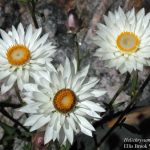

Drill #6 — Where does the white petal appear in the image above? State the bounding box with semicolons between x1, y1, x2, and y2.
24;115;42;126
12;26;19;43
66;116;77;132
77;108;100;118
1;74;17;94
32;92;49;103
23;84;40;92
29;28;42;49
78;79;99;95
49;113;58;127
63;57;71;82
76;115;95;131
91;90;107;97
79;124;92;137
63;120;74;144
30;115;50;131
22;69;29;83
25;24;32;46
17;78;23;91
72;57;77;74
44;124;54;144
81;101;105;112
30;33;49;51
0;70;11;80
0;29;13;46
72;65;90;89
78;93;93;101
17;23;25;44
18;102;41;113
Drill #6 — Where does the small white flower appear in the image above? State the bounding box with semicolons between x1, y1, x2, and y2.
0;23;56;94
94;7;150;73
19;58;106;145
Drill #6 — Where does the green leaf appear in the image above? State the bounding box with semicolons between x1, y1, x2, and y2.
130;71;138;97
0;122;15;135
23;143;32;150
60;142;71;150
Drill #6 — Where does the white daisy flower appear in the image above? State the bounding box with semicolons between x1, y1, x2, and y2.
0;23;56;94
94;7;150;73
19;58;106;145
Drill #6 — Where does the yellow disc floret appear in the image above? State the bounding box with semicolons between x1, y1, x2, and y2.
7;44;30;65
116;32;140;54
53;89;76;113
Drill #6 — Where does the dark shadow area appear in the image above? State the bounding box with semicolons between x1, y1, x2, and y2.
107;133;121;150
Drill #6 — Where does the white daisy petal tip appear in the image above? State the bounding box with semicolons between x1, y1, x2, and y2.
94;7;150;73
92;90;107;97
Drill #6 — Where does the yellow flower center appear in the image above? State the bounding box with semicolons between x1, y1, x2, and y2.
53;89;76;113
116;32;140;54
7;44;30;65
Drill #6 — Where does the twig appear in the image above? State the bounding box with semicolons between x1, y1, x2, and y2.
0;102;21;108
0;108;29;132
139;74;150;93
97;73;150;147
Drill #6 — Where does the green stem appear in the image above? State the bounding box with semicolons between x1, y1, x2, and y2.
98;73;150;147
130;71;138;98
74;34;80;71
15;85;23;104
109;72;130;106
27;0;39;28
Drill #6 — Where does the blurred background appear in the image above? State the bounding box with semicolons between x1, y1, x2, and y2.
0;0;150;149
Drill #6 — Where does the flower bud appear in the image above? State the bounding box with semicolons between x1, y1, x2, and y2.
66;10;78;33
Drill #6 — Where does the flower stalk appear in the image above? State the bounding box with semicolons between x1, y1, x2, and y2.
15;84;23;104
74;34;80;71
130;70;138;98
27;0;39;28
98;73;150;147
109;72;130;107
